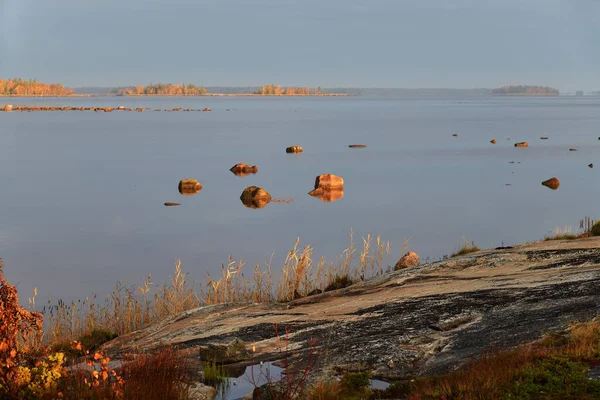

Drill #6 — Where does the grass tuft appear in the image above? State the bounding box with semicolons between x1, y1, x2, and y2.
451;239;480;257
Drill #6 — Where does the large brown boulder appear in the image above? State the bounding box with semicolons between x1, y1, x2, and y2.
514;142;528;147
240;186;271;209
394;251;420;270
314;174;344;190
286;146;303;153
178;179;203;196
541;177;560;190
308;188;344;202
230;163;258;176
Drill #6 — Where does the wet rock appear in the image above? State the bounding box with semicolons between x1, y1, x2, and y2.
178;179;203;196
198;338;249;364
240;186;271;209
541;177;560;190
490;139;497;144
286;146;303;153
349;144;367;148
230;163;258;176
313;174;344;190
394;251;420;270
514;142;528;147
308;188;344;202
164;202;181;207
589;163;594;169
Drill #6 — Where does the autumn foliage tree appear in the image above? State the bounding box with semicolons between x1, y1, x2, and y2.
118;83;207;96
0;78;74;96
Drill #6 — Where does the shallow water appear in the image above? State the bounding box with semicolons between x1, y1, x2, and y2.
1;95;599;301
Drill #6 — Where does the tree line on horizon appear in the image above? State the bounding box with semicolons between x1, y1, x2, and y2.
0;78;74;96
254;84;324;95
116;83;208;96
491;85;559;95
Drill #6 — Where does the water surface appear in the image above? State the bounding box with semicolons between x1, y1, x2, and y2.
1;95;599;301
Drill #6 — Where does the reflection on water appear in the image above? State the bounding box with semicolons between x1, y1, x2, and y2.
216;362;284;400
308;188;344;202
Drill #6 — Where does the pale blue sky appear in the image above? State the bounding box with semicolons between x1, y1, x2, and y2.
1;0;599;90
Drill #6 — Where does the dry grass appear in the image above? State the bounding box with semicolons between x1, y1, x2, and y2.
42;232;394;344
545;226;578;241
451;239;480;258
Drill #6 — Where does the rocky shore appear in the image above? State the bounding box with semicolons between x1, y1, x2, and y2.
102;238;600;382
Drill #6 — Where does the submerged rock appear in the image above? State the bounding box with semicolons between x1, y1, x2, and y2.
230;163;258;176
349;144;367;148
178;179;202;196
394;251;420;270
164;202;181;207
286;146;303;154
540;137;549;140
542;177;560;190
240;186;271;209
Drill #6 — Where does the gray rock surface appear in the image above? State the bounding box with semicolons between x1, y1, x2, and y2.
103;238;600;380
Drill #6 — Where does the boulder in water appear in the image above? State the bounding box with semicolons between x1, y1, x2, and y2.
178;179;202;196
240;186;271;209
541;177;560;190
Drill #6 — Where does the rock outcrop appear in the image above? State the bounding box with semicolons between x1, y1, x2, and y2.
240;186;271;209
178;179;203;196
541;177;560;190
102;239;600;381
394;251;420;270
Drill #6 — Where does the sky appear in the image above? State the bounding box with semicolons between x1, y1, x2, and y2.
0;0;599;91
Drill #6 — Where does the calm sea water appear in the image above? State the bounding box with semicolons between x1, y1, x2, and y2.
1;95;599;301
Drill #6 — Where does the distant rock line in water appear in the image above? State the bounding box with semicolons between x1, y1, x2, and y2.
0;105;212;112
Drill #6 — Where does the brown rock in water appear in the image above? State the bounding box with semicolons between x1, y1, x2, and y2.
136;108;144;112
314;174;344;190
349;144;367;148
308;188;344;202
452;133;458;137
490;139;497;144
178;179;202;196
589;163;594;169
286;146;303;153
569;148;577;152
230;163;258;176
514;142;528;147
541;177;560;190
202;108;212;112
117;106;125;110
394;251;420;270
164;202;181;207
3;105;12;112
240;186;271;209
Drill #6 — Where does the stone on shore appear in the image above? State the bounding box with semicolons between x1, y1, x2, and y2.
394;251;420;270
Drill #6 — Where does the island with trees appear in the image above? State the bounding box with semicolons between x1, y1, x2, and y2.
491;85;559;96
0;78;74;96
253;84;330;96
116;83;208;96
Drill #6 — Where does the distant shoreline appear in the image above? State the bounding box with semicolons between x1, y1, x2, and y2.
0;93;349;98
492;93;559;97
